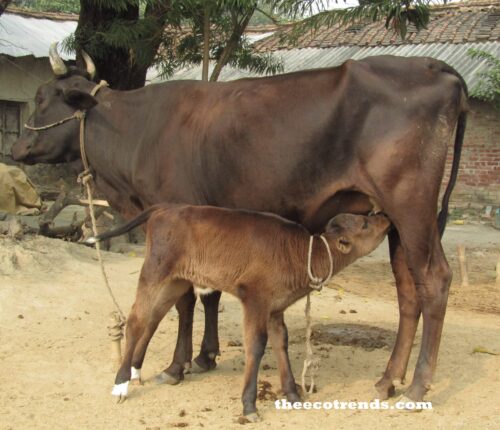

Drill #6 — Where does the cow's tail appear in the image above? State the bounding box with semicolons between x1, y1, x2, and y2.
437;105;467;238
85;204;164;245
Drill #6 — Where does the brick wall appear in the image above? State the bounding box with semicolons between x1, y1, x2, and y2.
444;99;500;207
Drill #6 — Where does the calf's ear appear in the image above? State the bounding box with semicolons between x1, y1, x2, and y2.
336;237;352;254
63;89;98;110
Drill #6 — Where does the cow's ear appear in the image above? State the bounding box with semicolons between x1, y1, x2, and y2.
336;237;352;254
63;89;98;110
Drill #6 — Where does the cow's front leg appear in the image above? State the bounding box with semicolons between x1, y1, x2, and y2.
157;288;196;385
192;291;221;372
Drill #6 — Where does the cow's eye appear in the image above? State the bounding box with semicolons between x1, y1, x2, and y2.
362;220;368;230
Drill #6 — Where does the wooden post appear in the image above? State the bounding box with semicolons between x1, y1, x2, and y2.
496;254;500;286
457;244;469;287
108;312;124;369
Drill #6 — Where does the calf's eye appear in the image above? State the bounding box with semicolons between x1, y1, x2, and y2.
362;220;368;230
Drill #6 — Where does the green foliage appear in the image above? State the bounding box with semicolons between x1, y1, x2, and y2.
468;49;500;109
11;0;80;13
157;0;284;81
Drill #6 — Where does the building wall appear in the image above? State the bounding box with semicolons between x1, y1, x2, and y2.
0;55;77;190
0;55;54;118
444;100;500;207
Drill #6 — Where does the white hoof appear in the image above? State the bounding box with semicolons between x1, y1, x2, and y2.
112;381;129;403
130;367;142;385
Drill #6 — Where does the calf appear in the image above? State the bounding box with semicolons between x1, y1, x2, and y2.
89;204;390;420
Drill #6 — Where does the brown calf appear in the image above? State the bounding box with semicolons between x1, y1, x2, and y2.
89;204;390;420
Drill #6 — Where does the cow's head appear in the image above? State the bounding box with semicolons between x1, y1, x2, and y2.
11;43;99;164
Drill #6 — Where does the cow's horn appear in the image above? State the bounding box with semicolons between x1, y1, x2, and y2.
48;42;68;76
81;50;96;80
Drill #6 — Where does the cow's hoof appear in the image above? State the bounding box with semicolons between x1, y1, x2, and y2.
112;381;129;403
130;378;143;386
191;355;217;373
395;395;424;412
155;371;181;385
238;413;261;424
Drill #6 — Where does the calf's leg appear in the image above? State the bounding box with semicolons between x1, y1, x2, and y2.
268;312;300;402
241;302;268;421
375;229;421;399
113;277;190;401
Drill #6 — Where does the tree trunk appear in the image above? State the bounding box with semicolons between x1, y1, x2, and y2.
0;0;12;17
75;0;170;90
209;10;253;82
202;4;210;82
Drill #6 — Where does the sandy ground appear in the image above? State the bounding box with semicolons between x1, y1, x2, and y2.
0;223;499;430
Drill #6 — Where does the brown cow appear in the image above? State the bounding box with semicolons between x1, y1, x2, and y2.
11;45;468;402
88;205;391;420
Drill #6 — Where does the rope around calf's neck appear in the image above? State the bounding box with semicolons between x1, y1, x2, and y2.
307;235;333;290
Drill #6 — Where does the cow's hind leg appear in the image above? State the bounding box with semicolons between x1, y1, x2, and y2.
268;312;300;402
391;216;452;402
157;288;196;385
192;291;222;372
375;229;421;399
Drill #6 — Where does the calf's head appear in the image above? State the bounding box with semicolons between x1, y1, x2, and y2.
11;43;98;164
325;213;391;265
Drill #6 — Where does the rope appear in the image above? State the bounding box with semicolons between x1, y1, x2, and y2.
76;80;126;324
25;79;126;326
301;293;320;395
24;111;84;131
301;234;333;394
307;234;333;290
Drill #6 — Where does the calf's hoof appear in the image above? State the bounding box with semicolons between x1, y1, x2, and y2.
112;381;129;403
374;378;396;400
238;412;261;424
130;378;143;386
155;371;182;385
286;391;302;403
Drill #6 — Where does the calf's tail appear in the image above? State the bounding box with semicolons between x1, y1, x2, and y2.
85;204;165;244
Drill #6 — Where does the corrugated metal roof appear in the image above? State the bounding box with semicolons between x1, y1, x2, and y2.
254;1;500;51
0;11;76;59
152;42;499;90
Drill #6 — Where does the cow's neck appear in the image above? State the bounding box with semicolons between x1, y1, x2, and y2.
82;88;150;206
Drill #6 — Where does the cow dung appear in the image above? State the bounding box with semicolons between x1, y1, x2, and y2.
311;323;396;351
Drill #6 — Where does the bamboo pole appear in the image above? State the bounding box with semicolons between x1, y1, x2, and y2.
457;244;469;287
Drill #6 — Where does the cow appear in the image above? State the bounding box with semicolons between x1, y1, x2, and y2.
11;43;468;403
87;204;392;420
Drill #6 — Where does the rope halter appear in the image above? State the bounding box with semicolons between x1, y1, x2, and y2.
24;80;108;132
307;234;334;291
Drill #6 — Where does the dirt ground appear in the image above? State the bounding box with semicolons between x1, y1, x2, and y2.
0;222;499;430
